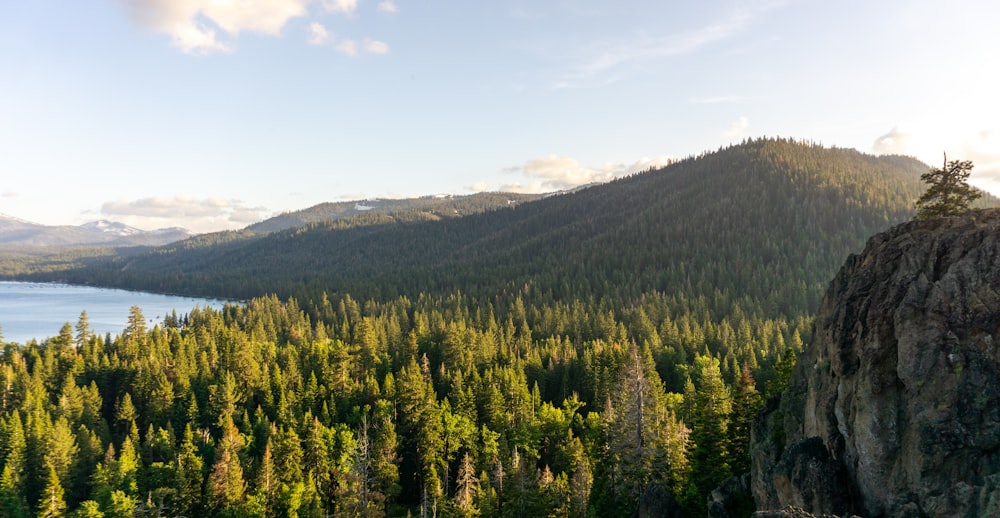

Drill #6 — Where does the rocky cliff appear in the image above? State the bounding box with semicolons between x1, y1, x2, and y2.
751;209;1000;517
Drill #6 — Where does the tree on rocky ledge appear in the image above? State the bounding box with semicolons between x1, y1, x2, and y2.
915;154;981;219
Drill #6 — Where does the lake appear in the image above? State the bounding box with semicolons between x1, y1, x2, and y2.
0;281;229;344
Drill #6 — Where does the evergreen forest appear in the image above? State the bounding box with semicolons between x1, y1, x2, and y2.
0;138;979;517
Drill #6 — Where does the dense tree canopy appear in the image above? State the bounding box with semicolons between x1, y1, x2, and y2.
0;289;802;516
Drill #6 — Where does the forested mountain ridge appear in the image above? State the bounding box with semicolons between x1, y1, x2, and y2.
247;192;544;233
9;138;933;321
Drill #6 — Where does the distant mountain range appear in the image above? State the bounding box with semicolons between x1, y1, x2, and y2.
0;192;545;249
0;215;192;247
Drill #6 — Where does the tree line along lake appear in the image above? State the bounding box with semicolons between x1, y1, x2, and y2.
0;281;228;344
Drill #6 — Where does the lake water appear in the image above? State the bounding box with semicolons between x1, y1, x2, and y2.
0;281;229;344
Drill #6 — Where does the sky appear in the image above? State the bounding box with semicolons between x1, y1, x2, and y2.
1;0;998;233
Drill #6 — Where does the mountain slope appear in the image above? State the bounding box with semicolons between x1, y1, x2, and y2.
12;138;947;322
0;215;191;247
248;192;543;233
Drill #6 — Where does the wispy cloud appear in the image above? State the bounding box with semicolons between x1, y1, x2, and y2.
331;38;389;56
872;126;913;155
467;181;491;192
722;116;750;139
101;195;268;233
1;190;17;199
364;39;390;54
553;1;783;88
308;22;330;45
322;0;358;15
335;39;359;56
376;1;398;14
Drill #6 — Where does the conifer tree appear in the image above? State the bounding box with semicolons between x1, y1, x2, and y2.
915;154;981;219
207;415;246;513
452;452;479;517
688;355;733;510
0;412;29;517
604;342;689;511
729;364;762;475
175;424;204;517
253;438;276;517
37;464;67;518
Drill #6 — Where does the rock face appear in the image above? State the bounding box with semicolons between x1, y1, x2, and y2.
752;210;1000;517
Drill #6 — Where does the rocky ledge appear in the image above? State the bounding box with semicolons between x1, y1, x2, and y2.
752;209;1000;517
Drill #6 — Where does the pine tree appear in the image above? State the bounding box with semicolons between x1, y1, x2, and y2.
207;415;246;513
175;424;204;517
36;464;67;518
604;342;689;510
689;355;733;510
729;364;762;475
452;452;479;517
44;417;79;494
253;438;276;517
371;399;401;504
915;154;981;219
0;411;29;517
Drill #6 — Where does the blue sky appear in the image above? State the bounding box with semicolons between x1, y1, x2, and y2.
1;0;998;233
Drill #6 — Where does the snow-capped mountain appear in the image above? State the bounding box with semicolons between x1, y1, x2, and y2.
0;214;192;247
79;219;144;237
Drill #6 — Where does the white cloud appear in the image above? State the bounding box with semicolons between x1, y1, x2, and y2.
872;126;912;155
308;22;330;45
364;39;390;54
377;1;398;14
332;38;388;56
101;195;268;233
335;39;359;56
121;0;310;54
467;181;491;192
500;154;674;193
121;0;389;55
722;116;749;139
322;0;358;15
1;189;17;199
554;1;784;88
498;181;548;194
629;156;674;174
167;20;233;54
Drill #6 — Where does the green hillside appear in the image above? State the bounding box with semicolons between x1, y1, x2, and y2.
16;138;928;321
